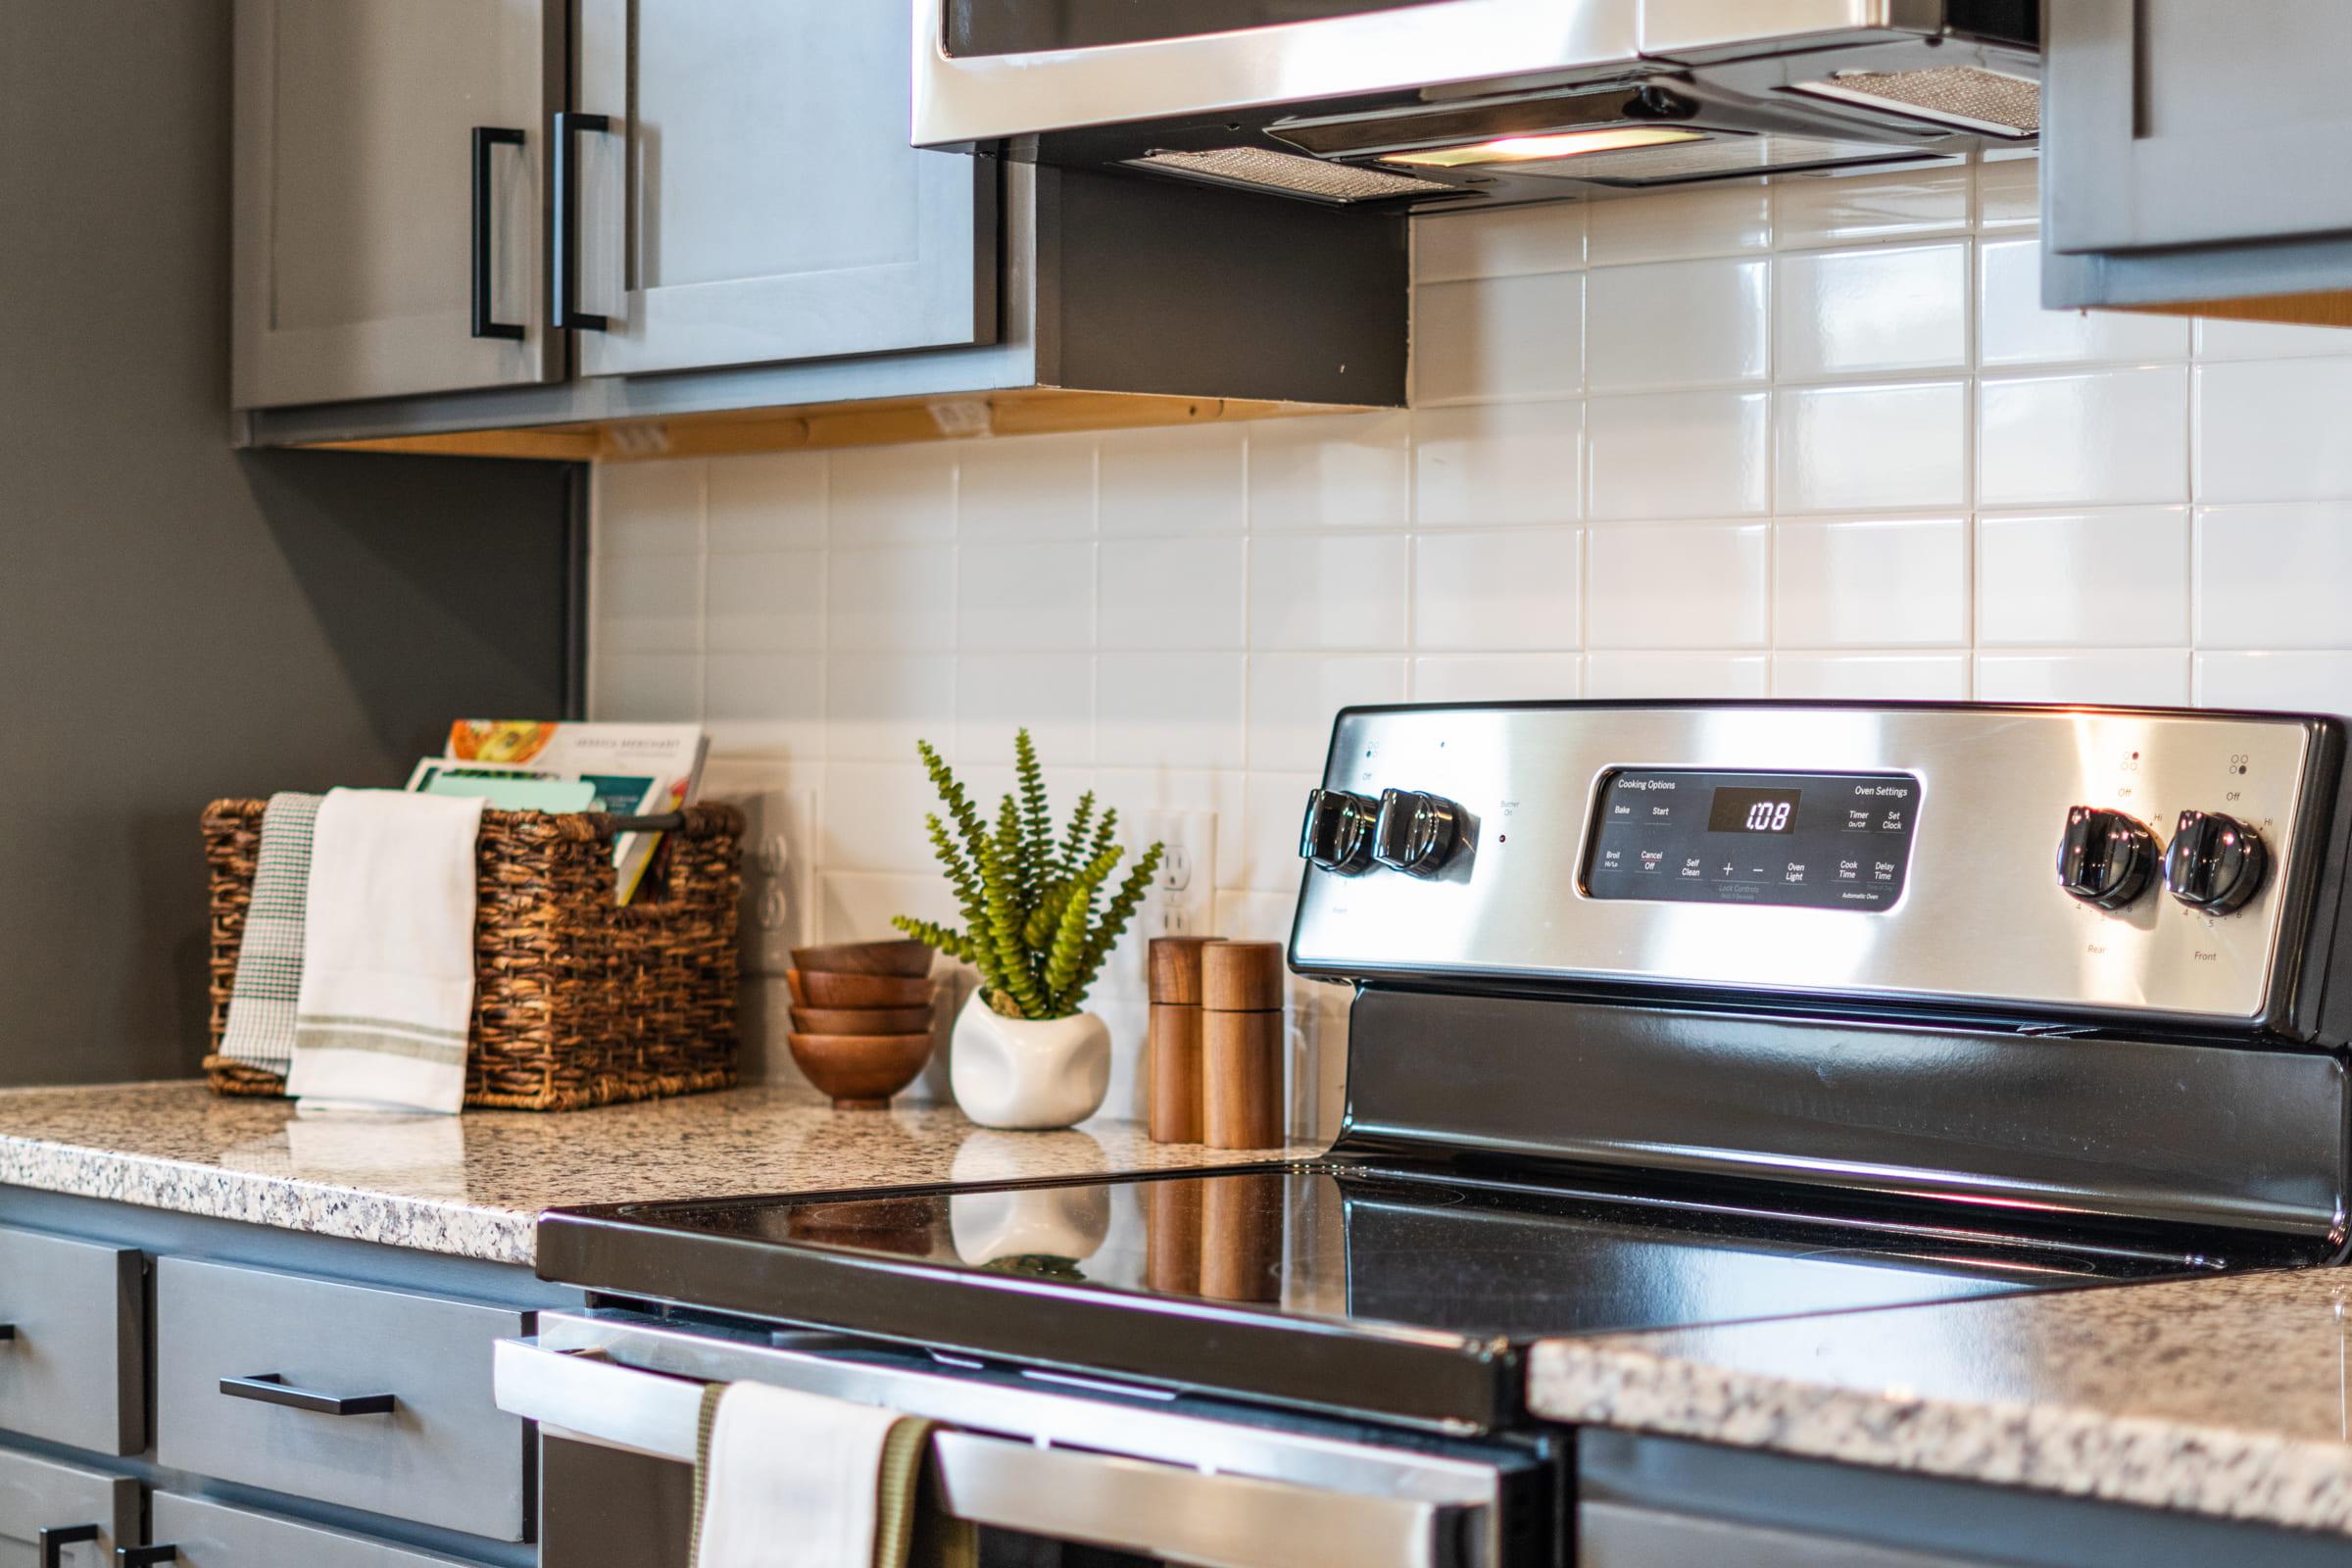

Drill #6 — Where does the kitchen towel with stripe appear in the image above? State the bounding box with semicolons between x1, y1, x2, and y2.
217;791;322;1078
285;788;484;1115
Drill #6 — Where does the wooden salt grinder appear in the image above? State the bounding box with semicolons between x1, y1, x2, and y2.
1147;937;1221;1144
1202;942;1285;1151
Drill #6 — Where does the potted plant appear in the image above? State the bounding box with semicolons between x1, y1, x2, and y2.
894;731;1163;1130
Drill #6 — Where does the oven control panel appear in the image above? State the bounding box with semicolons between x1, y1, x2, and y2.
1290;703;2341;1030
1583;769;1919;911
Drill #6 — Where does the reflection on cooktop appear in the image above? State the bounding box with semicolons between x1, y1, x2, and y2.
619;1167;2215;1345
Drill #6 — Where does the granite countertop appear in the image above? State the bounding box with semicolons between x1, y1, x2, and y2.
0;1081;1307;1266
1531;1265;2352;1539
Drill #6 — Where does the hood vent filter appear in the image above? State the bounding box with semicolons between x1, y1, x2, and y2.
1128;147;1455;204
1793;67;2039;137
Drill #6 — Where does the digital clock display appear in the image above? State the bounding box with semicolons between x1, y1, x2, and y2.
1707;785;1801;834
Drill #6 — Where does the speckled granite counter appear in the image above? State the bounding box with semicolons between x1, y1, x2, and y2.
0;1081;1307;1267
1531;1265;2352;1539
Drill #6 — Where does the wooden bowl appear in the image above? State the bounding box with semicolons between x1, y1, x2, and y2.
792;1004;935;1035
790;939;934;978
787;970;933;1008
787;1032;934;1110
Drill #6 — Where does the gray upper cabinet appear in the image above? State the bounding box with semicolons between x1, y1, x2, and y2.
568;0;994;377
2042;0;2352;320
232;0;564;408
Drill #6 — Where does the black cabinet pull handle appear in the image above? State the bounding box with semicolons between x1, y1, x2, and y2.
0;1322;16;1340
552;111;612;331
220;1373;396;1416
115;1549;175;1567
39;1524;98;1568
470;125;527;341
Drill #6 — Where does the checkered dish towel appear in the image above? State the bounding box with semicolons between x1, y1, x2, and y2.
285;789;485;1116
217;793;322;1078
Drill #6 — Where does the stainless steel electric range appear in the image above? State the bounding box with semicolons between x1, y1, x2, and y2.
499;702;2352;1568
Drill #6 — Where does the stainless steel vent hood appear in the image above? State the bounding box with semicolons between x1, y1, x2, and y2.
914;0;2038;211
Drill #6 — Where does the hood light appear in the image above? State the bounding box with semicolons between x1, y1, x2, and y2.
1380;125;1707;169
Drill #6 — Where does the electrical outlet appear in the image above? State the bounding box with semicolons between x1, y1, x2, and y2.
739;787;817;974
1141;809;1216;937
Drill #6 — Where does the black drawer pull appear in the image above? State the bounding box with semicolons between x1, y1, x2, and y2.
220;1373;396;1416
38;1524;98;1568
469;125;527;341
552;110;613;331
116;1549;175;1567
0;1322;15;1340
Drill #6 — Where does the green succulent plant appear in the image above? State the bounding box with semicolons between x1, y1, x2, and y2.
893;729;1164;1021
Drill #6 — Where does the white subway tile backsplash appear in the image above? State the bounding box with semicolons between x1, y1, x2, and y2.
1978;237;2188;368
1250;533;1410;651
828;546;955;652
956;433;1095;540
1775;243;1968;378
1099;423;1247;535
705;550;823;653
1585;651;1770;699
2196;652;2352;715
594;153;2352;1122
1979;367;2189;508
1772;653;1969;700
1410;653;1584;703
824;653;955;764
1096;653;1246;770
1977;508;2190;647
2196;503;2352;648
1586;257;1767;393
828;443;956;543
1246;655;1407;772
1776;516;1969;647
1249;412;1413;532
1586;184;1771;265
1775;382;1966;514
954;653;1094;764
1975;651;2191;706
1772;168;1971;248
1413;271;1584;404
2196;358;2352;502
1414;203;1585;281
707;453;825;551
1410;526;1582;650
1413;401;1582;527
957;541;1095;651
1585;522;1767;648
1099;537;1246;649
1588;390;1768;520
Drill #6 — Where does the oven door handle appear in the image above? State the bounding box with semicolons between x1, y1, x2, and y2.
495;1338;1481;1568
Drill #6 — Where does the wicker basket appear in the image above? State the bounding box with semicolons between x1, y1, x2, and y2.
201;798;743;1112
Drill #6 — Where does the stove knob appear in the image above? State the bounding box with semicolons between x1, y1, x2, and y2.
1298;789;1379;874
2056;807;2157;909
1372;789;1462;878
2163;810;2268;913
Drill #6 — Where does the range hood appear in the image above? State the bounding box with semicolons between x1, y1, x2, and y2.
913;0;2038;210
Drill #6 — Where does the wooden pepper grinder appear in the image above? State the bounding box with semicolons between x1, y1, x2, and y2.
1148;937;1222;1144
1202;941;1285;1150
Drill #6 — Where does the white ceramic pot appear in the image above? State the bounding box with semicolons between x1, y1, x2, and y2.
948;1184;1112;1266
950;992;1110;1130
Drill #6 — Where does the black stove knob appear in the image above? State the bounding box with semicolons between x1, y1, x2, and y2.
1299;789;1379;874
1372;789;1461;878
2163;809;2267;913
2056;807;2156;909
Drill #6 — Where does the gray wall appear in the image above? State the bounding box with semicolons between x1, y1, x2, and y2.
0;2;575;1083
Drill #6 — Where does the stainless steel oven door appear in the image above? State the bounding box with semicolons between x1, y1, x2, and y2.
500;1310;1545;1568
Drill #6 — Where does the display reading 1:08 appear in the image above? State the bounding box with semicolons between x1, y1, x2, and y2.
1708;786;1802;834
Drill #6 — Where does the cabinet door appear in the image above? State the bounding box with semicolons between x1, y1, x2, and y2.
0;1450;139;1568
570;0;994;377
232;0;564;408
2045;0;2352;254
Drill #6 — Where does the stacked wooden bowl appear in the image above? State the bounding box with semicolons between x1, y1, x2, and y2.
786;939;937;1109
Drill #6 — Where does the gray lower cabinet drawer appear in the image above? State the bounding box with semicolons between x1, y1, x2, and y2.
0;1223;143;1453
0;1448;139;1567
154;1258;528;1542
152;1493;485;1568
1579;1501;1999;1568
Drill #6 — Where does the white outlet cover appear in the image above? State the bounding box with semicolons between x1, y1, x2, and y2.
739;787;818;974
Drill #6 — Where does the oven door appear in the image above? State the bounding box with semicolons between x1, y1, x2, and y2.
911;0;1643;151
500;1310;1551;1568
